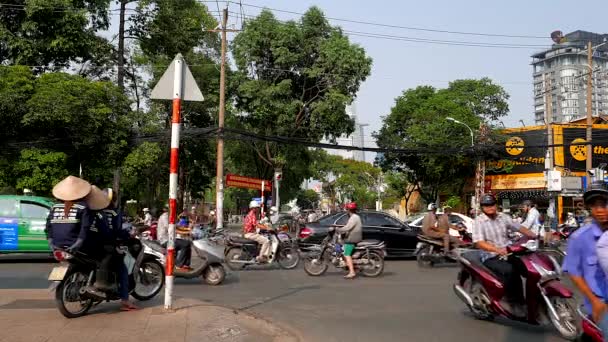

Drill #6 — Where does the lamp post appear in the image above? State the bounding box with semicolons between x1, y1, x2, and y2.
446;117;474;147
446;117;479;216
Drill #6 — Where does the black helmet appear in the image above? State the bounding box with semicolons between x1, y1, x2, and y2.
480;193;497;206
584;181;608;205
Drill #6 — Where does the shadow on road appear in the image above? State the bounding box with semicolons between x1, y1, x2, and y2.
236;284;321;311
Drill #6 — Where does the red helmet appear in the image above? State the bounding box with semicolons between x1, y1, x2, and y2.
345;202;357;211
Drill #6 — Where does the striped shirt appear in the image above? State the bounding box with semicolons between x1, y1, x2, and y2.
472;212;522;248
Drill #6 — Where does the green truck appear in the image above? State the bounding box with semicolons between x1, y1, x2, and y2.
0;195;54;253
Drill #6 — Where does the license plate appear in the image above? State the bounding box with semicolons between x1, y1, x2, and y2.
48;266;68;281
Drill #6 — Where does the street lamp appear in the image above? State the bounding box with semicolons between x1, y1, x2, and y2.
446;117;474;147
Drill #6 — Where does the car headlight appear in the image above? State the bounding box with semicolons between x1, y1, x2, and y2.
531;260;558;279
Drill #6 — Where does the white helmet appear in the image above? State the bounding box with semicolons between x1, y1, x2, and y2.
249;200;260;209
427;203;437;211
143;208;150;212
270;206;278;213
209;210;215;216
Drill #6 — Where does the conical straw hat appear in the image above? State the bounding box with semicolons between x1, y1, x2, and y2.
85;185;112;210
52;176;91;201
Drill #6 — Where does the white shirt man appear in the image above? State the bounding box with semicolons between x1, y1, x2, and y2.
157;208;169;244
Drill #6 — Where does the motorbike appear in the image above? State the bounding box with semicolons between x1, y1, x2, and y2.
141;234;227;286
302;227;386;277
452;238;581;340
415;225;472;267
48;238;165;318
225;229;300;270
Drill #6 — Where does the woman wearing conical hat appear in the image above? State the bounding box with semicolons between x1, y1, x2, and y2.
45;176;93;253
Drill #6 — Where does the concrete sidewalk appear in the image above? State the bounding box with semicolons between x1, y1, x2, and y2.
0;290;299;342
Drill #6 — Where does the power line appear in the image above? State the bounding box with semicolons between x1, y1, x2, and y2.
232;1;549;40
234;12;549;50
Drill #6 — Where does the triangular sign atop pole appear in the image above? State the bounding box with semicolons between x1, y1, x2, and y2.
151;53;204;102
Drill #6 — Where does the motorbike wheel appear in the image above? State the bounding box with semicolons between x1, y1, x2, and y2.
463;278;494;321
303;254;329;276
131;259;165;301
277;246;300;269
549;297;581;341
225;247;247;271
360;251;385;277
55;270;93;319
202;264;226;286
416;245;434;268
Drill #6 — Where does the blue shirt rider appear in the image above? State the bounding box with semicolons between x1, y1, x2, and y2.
563;181;608;335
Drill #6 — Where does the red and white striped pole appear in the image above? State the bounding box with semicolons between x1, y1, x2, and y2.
164;55;184;310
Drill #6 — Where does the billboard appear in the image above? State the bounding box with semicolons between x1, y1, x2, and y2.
486;127;546;175
559;126;608;172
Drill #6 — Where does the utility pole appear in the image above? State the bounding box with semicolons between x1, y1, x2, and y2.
586;41;594;186
117;0;127;90
215;9;229;232
544;74;554;163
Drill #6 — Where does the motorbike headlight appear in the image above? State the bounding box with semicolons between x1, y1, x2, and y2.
531;260;558;280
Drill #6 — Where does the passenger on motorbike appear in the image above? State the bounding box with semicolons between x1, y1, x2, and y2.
45;176;94;259
86;186;139;311
472;193;537;316
422;203;454;256
243;200;271;262
335;202;362;279
157;204;192;271
564;181;608;333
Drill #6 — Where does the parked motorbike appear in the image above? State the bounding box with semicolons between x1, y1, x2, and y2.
141;234;227;286
48;239;165;318
303;227;386;277
452;238;581;340
225;229;300;270
415;226;472;267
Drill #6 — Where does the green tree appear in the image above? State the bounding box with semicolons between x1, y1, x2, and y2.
230;8;372;200
0;0;112;68
375;79;509;203
295;189;320;210
14;148;69;195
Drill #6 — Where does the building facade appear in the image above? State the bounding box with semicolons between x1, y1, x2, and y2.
532;30;608;125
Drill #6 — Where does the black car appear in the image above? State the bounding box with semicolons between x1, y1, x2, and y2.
297;211;420;257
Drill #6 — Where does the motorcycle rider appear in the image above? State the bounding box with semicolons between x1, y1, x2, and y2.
335;202;362;279
143;208;153;227
45;176;93;258
521;200;541;238
566;212;579;228
243;200;270;262
422;203;453;255
86;186;139;311
436;206;466;254
472;193;537;315
563;181;608;331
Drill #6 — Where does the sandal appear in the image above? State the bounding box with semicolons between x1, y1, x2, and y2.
120;302;139;311
344;273;356;279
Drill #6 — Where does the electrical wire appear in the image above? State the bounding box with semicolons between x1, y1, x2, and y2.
231;1;549;39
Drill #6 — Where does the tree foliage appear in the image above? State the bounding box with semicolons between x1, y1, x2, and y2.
0;0;112;68
375;79;509;203
229;8;372;200
14;149;69;194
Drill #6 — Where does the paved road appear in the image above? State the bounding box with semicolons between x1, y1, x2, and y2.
0;259;570;342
